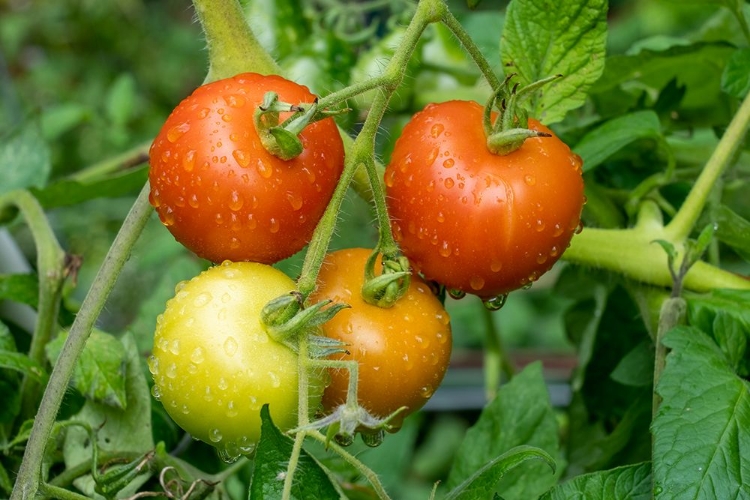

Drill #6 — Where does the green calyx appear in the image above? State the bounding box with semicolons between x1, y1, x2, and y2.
484;73;562;155
361;250;411;308
261;291;349;353
254;91;348;161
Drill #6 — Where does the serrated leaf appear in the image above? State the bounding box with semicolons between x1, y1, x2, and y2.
445;445;555;500
0;124;51;195
0;273;38;308
63;333;153;497
500;0;608;124
706;204;750;261
574;111;662;173
46;329;128;409
713;311;747;374
652;326;750;498
446;363;562;500
30;166;148;210
539;462;652;499
610;340;654;387
687;289;750;338
250;405;339;500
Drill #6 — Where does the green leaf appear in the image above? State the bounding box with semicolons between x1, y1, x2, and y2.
705;204;750;261
500;0;608;124
30;166;149;210
610;340;654;387
46;329;128;409
0;273;38;308
250;405;339;500
444;446;556;500
40;103;89;141
539;462;652;500
593;42;735;109
0;350;47;383
652;326;750;498
722;47;750;98
105;73;137;127
0;123;51;195
0;460;11;496
445;363;562;500
574;111;662;173
713;311;747;374
63;333;154;497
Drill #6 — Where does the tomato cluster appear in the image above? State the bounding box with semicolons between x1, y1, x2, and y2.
148;71;582;456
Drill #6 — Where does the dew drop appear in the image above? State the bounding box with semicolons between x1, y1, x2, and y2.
198;107;210;119
491;259;503;272
228;190;244;211
169;339;180;355
430;123;444;138
224;336;238;357
147;355;159;375
550;245;560;257
439;241;452;257
269;371;281;388
524;174;536;186
149;188;161;208
483;294;509;311
226;400;239;418
225;94;246;108
535;220;546;232
442;158;454;169
249;395;260;410
151;385;162;400
287;192;303;211
159;207;175;227
182;149;196;172
536;253;548;264
384;168;396;187
221;114;233;122
448;289;466;299
209;428;223;443
444;178;455;189
436;312;451;326
575;221;584;234
470;276;485;291
269;218;280;233
166;362;177;379
193;292;212;307
426;147;440;165
167;122;190;143
232;149;251;168
203;386;214;401
420;385;434;398
553;223;564;237
257;161;273;178
218;377;229;391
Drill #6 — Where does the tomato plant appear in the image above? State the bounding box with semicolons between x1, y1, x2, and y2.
148;72;345;264
385;100;585;300
149;260;321;462
309;248;452;430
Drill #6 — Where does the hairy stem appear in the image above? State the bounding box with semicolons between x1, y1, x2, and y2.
10;184;153;500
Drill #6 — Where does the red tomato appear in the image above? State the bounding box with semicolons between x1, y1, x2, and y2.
385;100;584;299
309;248;452;430
149;73;345;264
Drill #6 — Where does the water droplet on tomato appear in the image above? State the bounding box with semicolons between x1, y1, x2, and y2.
269;218;280;233
553;223;563;237
227;190;243;211
181;150;196;172
536;220;546;232
209;428;223;443
147;356;159;375
148;188;161;208
232;149;251;168
224;337;238;357
249;395;259;410
430;123;444;137
167;122;190;143
444;178;455;189
524;174;536;186
439;241;452;257
218;377;229;391
575;221;584;234
470;276;485;290
159;207;175;227
420;385;434;398
442;158;454;169
448;289;466;299
226;400;238;418
490;259;503;272
247;213;257;230
151;385;161;400
169;339;180;355
550;245;560;257
257;161;273;178
222;114;233;122
193;292;212;308
269;371;281;388
536;253;548;264
225;94;246;108
190;347;205;364
426;146;440;165
483;294;508;311
287;192;303;211
198;107;210;119
203;386;214;401
166;362;177;379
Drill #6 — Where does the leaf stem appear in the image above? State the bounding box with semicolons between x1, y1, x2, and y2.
439;9;501;90
664;88;750;242
481;304;514;401
192;0;280;82
10;184;153;500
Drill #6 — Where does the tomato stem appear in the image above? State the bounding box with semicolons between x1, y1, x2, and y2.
192;0;280;82
439;8;501;91
9;184;153;500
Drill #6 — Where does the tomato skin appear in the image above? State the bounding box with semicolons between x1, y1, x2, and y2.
385;100;585;298
149;261;321;460
149;73;345;264
309;248;452;429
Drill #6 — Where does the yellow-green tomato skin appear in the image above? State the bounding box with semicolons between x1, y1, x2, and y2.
149;261;307;461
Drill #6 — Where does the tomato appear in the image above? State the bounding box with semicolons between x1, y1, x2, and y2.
148;73;345;264
309;248;452;430
148;261;322;461
384;100;585;299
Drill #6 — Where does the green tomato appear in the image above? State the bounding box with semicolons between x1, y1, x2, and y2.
148;261;320;462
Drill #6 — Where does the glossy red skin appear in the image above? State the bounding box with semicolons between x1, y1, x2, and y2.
309;248;452;429
149;73;345;264
385;100;584;298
